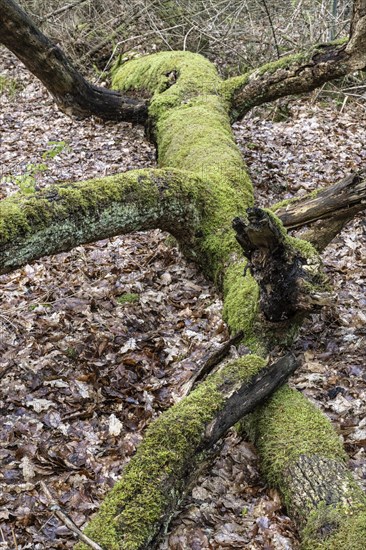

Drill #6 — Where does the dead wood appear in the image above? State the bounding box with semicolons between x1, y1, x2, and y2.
275;170;366;251
0;0;147;122
233;208;330;322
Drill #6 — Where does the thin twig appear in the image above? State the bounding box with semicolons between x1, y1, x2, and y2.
11;526;18;550
180;330;244;397
261;0;280;59
42;0;88;21
40;481;103;550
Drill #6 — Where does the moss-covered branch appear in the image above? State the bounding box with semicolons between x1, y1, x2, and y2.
76;354;299;550
0;168;209;275
243;386;366;549
221;42;349;119
222;5;366;120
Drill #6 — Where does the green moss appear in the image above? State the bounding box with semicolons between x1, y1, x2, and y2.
248;385;346;489
252;39;346;80
302;503;366;549
314;36;348;49
116;293;140;304
289;235;321;261
256;52;309;76
262;208;321;262
112;51;222;103
76;355;266;549
112;52;255;280
223;262;259;341
220;51;310;104
219;72;250;103
0;75;21;97
0;169;201;244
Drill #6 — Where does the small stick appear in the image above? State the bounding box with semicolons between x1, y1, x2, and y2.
42;0;88;21
11;526;18;550
39;481;103;550
181;330;244;397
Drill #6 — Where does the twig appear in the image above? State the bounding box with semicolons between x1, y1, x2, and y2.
11;526;18;550
42;0;88;21
39;481;103;550
181;330;244;397
261;0;281;59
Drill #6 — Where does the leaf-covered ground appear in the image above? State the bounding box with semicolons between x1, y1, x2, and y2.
0;48;365;549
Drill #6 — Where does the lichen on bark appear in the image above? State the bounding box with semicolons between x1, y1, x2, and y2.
1;43;364;550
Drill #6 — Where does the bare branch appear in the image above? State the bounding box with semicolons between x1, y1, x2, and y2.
40;481;103;550
224;0;366;119
0;0;147;122
275;171;366;251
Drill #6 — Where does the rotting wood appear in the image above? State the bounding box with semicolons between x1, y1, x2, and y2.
1;2;366;549
233;208;330;322
275;170;366;250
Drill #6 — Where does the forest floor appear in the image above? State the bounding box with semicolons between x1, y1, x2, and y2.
0;47;365;549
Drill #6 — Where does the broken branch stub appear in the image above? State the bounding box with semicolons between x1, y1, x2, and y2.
233;208;330;322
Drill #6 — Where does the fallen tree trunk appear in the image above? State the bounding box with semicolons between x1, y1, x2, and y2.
74;50;366;548
243;386;366;550
75;354;299;550
1;2;366;548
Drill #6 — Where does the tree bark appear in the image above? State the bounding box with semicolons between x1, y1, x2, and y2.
0;0;147;122
274;170;366;251
1;3;366;549
75;354;299;550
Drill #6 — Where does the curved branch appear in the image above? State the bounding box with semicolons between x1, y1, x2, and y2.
0;0;147;122
222;43;348;118
0;168;205;275
223;1;366;119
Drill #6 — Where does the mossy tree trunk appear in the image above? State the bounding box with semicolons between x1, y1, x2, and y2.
1;1;366;549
